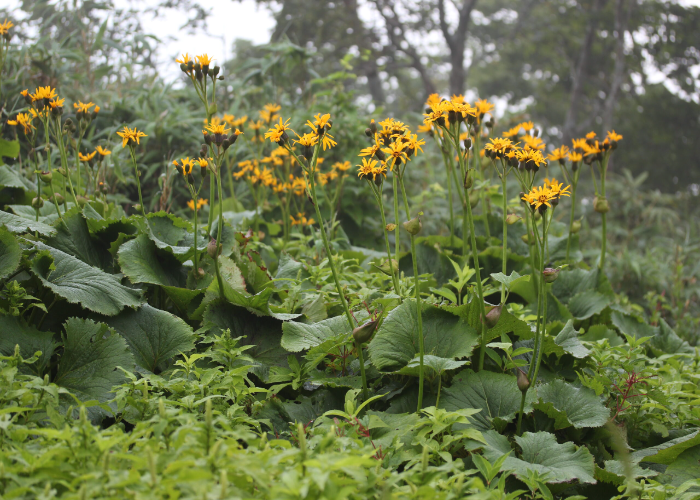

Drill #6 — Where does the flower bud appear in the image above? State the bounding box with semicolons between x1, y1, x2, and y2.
51;192;65;204
521;233;534;245
517;368;530;392
463;137;472;150
542;268;559;283
369;120;377;134
464;170;473;189
39;171;53;184
506;213;521;225
77;196;88;207
402;215;422;236
99;182;109;194
207;239;221;259
570;220;581;234
385;223;397;232
31;196;44;209
483;303;502;329
469;191;479;209
187;173;195;185
133;203;142;213
352;318;379;344
364;127;372;137
593;196;609;213
377;258;399;276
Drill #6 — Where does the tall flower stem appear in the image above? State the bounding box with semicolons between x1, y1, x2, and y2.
397;173;425;410
392;174;401;265
371;182;402;301
192;198;200;273
129;148;146;218
50;119;79;206
41;119;63;220
500;173;508;304
214;171;226;300
435;137;456;247
598;154;609;271
565;168;580;263
289;144;364;395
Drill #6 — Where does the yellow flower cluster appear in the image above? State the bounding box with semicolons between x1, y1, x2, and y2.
187;198;208;210
318;161;351;186
7;112;34;135
290;212;315;227
521;178;571;211
0;18;14;36
547;130;623;164
117;126;147;148
357;117;426;179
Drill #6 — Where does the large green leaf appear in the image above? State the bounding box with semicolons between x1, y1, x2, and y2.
482;430;596;484
446;299;532;341
0;164;26;189
631;430;700;465
397;355;468;377
552;267;608;304
281;314;354;352
54;318;134;402
440;369;534;431
0;226;20;279
649;319;694;356
664;445;700;487
117;234;187;288
534;379;609;429
553;320;591;358
105;304;195;372
30;242;143;316
0;210;57;236
0;139;20;163
46;208;112;270
567;290;612;320
9;203;73;224
144;212;205;259
368;300;479;372
0;316;57;376
611;311;656;339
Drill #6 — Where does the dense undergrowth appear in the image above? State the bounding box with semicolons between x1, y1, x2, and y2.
1;6;700;500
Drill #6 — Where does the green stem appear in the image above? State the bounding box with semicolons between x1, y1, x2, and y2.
565;168;580;263
373;183;402;301
129;148;146;217
193;198;199;273
214;172;225;300
392;173;401;265
599;155;609;271
397;173;425;411
501;173;508;304
207;176;216;234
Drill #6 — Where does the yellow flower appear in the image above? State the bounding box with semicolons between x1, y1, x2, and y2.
475;99;495;116
571;138;587;150
382;140;409;167
187;198;208;210
117;126;147;148
7;113;34;134
195;157;210;168
20;89;29;98
79;151;96;162
73;101;95;113
417;123;433;134
204;122;230;136
502;125;522;138
96;145;111;156
195;54;214;67
249;120;263;131
519;121;534;132
425;93;442;108
516;148;547;169
522;135;545;151
547;146;570;162
264;103;281;114
49;97;65;109
401;133;426;156
546;178;571;198
29;86;57;102
306;113;332;134
0;18;14;35
582;141;601;157
319;132;337;151
423;104;447;127
585;131;597;140
290;212;315;227
606;130;623;142
568;151;583;162
522;185;556;210
359;136;382;158
333;161;351;172
294;132;318;147
176;53;192;65
173;158;194;176
264;117;291;144
485;137;516;156
357;158;387;181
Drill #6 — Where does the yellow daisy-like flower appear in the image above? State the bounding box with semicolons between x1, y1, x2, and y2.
382;140;409;167
522;135;545;151
249;120;263;131
176;53;192;65
582;141;602;157
195;54;214;67
319;132;337;151
204;122;230;136
571;138;587;150
585;131;597;140
294;132;318;148
73;101;95;113
264;117;291;144
475;98;495;116
306;113;332;134
606;130;623;142
516;148;547;168
264;103;281;114
547;146;570;162
401;133;426;156
29;86;57;102
173;158;194;176
417;123;433;134
519;121;534;132
359;140;382;158
187;198;208;210
333;161;352;172
357;158;377;180
79;151;96;162
545;178;571;198
522;185;556;210
49;97;65;109
96;145;111;156
0;18;14;35
117;126;148;148
7;113;34;135
425;93;442;108
568;151;583;163
195;157;211;168
502;125;522;138
485;137;516;156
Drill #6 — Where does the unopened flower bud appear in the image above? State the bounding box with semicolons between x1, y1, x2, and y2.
31;196;44;209
39;171;53;184
521;233;534;245
369;120;377;134
543;268;559;283
133;203;142;213
464;170;473;189
377;258;398;276
352;318;379;344
402;215;422;235
594;196;609;213
571;220;581;234
77;196;88;207
506;213;521;225
517;368;530;392
207;239;221;259
469;191;479;208
51;192;65;204
483;303;502;329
